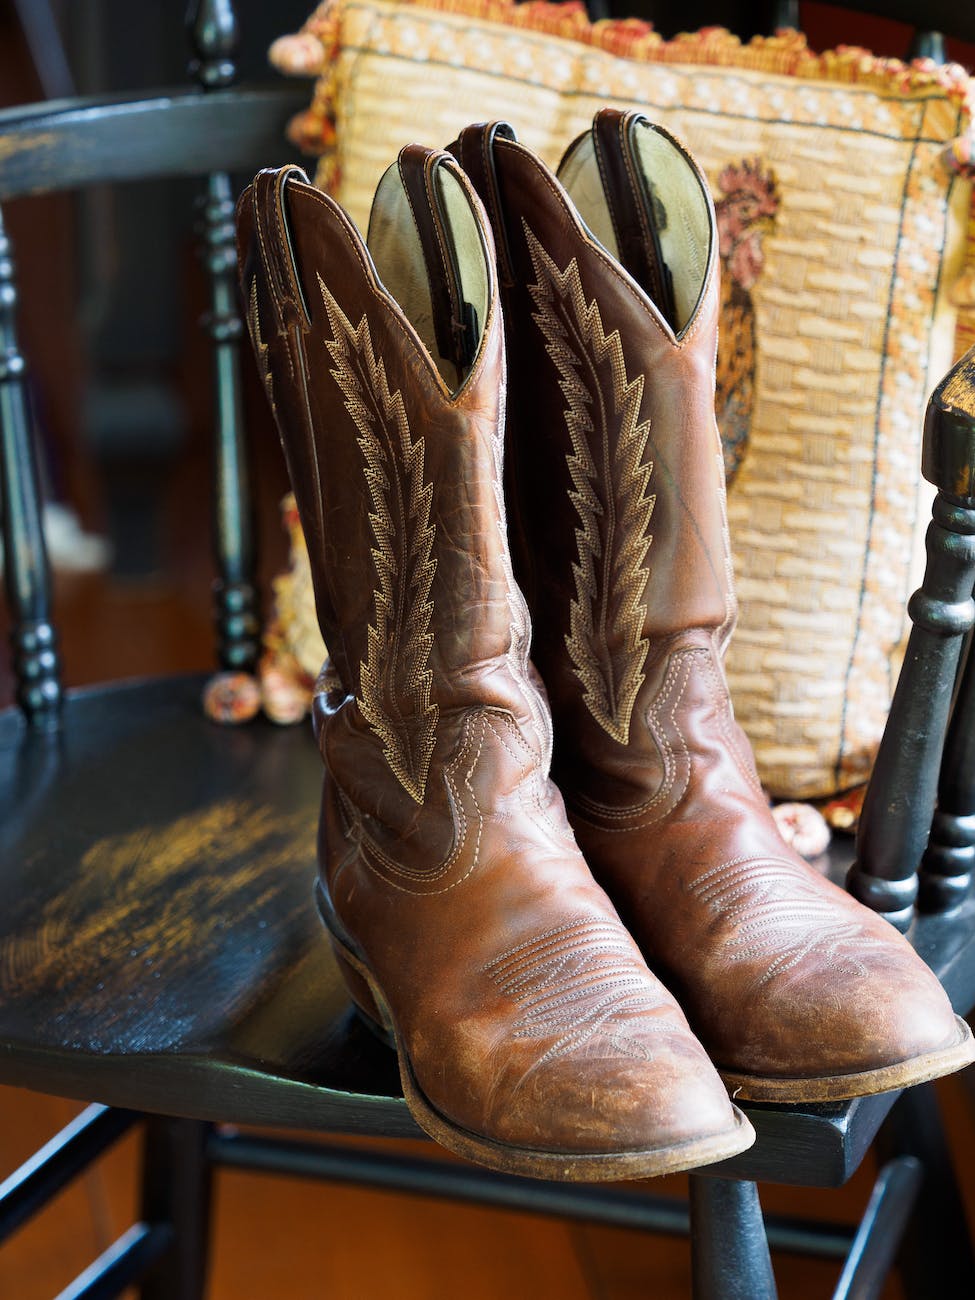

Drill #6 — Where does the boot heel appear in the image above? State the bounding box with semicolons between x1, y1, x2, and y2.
329;941;395;1047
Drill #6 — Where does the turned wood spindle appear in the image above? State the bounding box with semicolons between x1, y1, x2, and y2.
847;348;975;929
767;0;799;32
919;357;975;910
0;207;62;726
908;30;947;63
187;0;260;674
919;639;975;910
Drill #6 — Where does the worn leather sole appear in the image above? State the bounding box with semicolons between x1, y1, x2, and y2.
719;1016;975;1103
315;881;755;1180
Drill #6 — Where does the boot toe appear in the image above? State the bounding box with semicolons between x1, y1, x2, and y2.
713;938;975;1102
490;1041;747;1160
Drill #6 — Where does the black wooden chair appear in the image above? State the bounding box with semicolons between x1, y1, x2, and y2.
2;2;975;1297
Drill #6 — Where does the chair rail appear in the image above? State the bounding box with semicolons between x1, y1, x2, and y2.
0;86;309;202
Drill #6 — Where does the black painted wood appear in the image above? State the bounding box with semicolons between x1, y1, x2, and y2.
188;0;240;92
689;1177;777;1300
0;1104;139;1247
0;88;308;202
139;1118;213;1300
0;207;63;728
873;1086;975;1300
200;172;260;673
831;1157;922;1300
189;6;260;674
908;31;947;62
921;637;975;910
10;0;75;99
59;1223;173;1300
768;0;798;30
848;348;975;928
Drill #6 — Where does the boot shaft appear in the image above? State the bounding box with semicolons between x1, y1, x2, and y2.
451;113;735;753
237;152;543;800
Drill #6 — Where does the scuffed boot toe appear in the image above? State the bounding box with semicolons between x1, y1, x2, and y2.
705;933;975;1103
489;1045;753;1176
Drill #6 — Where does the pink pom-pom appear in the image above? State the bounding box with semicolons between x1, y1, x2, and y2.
772;802;832;861
261;664;312;725
269;33;326;76
202;672;262;725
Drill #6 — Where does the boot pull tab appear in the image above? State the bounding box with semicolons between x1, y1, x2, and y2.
449;121;517;288
397;145;481;374
250;164;313;333
592;109;678;330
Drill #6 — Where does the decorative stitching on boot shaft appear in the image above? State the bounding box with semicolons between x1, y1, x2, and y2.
524;223;654;746
319;276;439;804
571;647;697;827
487;918;678;1064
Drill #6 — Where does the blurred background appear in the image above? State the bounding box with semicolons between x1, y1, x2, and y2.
1;2;974;1296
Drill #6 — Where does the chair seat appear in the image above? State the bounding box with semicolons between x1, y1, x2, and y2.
0;676;413;1138
1;676;972;1184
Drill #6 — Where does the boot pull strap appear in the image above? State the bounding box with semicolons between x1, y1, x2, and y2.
449;121;516;287
397;145;477;373
250;164;313;332
592;109;678;330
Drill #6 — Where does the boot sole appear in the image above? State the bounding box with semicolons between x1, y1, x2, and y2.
315;881;755;1180
718;1015;975;1103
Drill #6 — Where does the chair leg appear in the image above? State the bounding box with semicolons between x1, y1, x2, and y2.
689;1175;777;1300
138;1117;214;1300
874;1082;975;1300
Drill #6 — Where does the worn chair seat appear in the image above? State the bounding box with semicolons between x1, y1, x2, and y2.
0;677;411;1135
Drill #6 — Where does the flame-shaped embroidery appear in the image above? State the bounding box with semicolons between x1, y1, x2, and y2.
319;276;438;802
248;277;275;411
525;225;655;744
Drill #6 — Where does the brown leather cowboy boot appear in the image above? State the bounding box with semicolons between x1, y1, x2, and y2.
450;111;975;1102
235;150;754;1176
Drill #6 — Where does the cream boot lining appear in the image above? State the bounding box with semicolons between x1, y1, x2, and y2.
560;124;711;333
367;162;489;390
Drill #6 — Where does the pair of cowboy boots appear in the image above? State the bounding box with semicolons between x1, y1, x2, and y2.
236;110;974;1182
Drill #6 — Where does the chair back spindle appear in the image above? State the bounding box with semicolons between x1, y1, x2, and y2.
189;0;259;674
769;0;799;30
918;356;975;911
908;30;947;62
0;208;62;727
921;639;975;910
847;348;975;929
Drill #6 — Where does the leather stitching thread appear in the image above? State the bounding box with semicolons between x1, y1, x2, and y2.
487;918;676;1064
338;710;485;894
524;222;654;745
485;713;573;844
699;646;763;793
248;278;276;412
686;856;881;985
319;277;439;804
572;648;697;828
